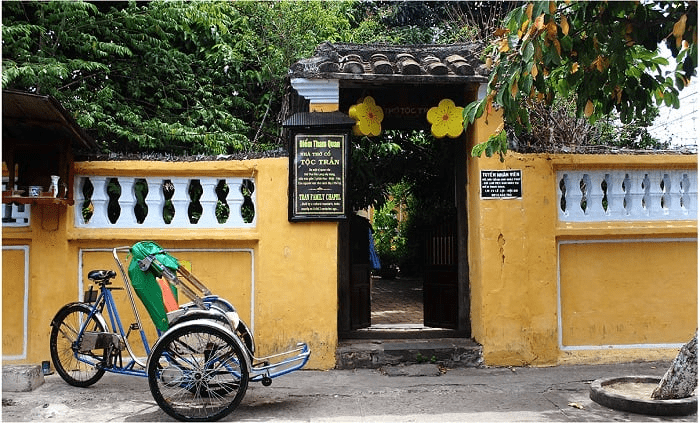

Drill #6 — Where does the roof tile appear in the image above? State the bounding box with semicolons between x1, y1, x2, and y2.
290;42;487;83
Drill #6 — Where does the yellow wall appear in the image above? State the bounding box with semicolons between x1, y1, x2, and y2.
2;247;28;358
467;110;698;366
559;240;697;346
3;129;697;369
2;158;338;369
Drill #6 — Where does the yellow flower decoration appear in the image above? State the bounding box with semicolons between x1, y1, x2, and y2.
348;96;383;136
427;99;464;138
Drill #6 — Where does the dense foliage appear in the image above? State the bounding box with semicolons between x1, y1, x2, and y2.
2;0;352;154
464;1;698;159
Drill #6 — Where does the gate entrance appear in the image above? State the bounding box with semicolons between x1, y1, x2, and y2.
289;43;485;338
343;126;469;336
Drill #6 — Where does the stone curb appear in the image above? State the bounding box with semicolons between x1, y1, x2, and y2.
2;365;44;392
590;375;698;416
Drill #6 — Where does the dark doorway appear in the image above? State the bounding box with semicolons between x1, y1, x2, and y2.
338;125;469;338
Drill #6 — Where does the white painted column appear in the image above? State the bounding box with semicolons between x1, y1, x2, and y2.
89;177;110;227
647;171;664;216
606;173;625;219
170;178;191;226
199;178;219;226
118;178;137;227
227;179;244;226
586;173;606;219
143;178;165;227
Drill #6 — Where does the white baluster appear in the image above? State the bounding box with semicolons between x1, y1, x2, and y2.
665;173;681;218
646;171;664;217
143;178;165;227
606;173;623;219
170;178;191;226
557;173;569;219
117;178;137;227
681;172;698;217
689;172;698;217
567;172;586;221
199;178;219;226
626;173;646;218
246;180;257;226
227;179;244;226
74;177;87;226
586;172;606;220
89;177;110;227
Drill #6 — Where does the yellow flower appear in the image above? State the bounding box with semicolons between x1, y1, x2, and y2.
426;99;464;138
348;96;383;136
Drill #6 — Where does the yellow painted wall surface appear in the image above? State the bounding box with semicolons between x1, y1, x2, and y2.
468;110;698;366
559;240;697;346
2;158;338;369
2;247;28;358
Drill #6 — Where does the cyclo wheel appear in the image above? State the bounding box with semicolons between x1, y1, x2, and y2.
49;303;107;387
147;321;249;422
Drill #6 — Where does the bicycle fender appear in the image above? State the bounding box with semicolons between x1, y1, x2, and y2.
168;308;232;329
50;302;109;332
146;320;252;371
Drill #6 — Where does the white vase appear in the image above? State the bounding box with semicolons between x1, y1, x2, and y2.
49;175;60;198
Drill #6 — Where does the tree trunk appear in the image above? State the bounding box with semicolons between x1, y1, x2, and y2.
651;331;698;400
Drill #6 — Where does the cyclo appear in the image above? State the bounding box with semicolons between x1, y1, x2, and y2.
49;241;310;421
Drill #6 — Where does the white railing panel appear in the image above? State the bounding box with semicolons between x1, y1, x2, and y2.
74;175;255;229
2;178;30;227
557;169;697;222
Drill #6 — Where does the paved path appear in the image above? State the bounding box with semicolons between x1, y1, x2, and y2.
371;276;423;325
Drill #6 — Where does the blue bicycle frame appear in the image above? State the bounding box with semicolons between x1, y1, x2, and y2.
73;245;310;383
79;281;153;377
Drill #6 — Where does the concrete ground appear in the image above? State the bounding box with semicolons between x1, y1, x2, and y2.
5;277;695;421
2;361;696;422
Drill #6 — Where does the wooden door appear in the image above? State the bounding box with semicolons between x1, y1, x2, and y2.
349;215;372;329
424;220;458;328
349;264;371;329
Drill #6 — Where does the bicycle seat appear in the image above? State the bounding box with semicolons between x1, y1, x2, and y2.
88;270;117;281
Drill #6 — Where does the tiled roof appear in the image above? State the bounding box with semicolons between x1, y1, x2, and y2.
2;89;100;153
289;42;488;83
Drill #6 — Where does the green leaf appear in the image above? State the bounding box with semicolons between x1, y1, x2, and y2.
520;74;533;94
471;141;488;158
522;41;535;63
463;98;487;124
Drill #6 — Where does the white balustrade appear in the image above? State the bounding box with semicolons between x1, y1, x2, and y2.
2;179;31;227
74;175;256;228
557;169;697;222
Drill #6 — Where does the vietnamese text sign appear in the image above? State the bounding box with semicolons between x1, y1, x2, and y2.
480;170;522;199
291;133;346;219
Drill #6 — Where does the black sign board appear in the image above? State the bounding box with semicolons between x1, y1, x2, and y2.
289;133;348;220
480;170;522;199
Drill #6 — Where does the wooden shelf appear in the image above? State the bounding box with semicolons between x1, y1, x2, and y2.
2;192;73;206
